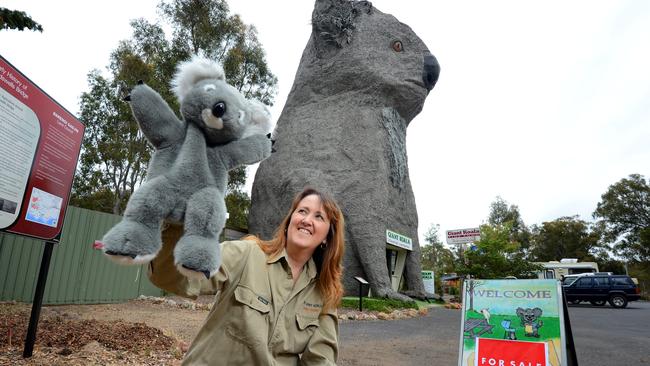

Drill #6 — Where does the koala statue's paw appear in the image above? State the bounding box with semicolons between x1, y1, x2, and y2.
375;288;416;303
102;220;161;265
173;234;221;280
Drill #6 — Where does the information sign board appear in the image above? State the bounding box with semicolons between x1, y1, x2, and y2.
0;56;84;241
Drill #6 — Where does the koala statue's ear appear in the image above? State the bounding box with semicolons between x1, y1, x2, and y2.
171;55;225;103
311;0;373;49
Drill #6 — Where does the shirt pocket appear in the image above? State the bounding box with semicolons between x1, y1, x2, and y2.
293;314;320;352
226;285;271;348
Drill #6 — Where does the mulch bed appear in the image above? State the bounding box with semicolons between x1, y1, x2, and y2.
0;303;181;365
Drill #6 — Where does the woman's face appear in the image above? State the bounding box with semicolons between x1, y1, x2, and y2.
286;194;330;254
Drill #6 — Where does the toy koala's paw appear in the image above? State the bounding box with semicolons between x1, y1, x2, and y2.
173;234;221;280
102;220;161;265
122;80;144;101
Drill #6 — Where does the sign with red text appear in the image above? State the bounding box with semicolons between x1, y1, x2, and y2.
475;338;547;366
0;55;84;241
447;227;481;244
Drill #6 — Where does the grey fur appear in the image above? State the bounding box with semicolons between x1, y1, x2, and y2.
102;63;272;279
249;0;440;300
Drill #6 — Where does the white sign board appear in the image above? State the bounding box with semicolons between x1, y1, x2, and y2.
446;227;480;244
421;270;435;294
386;229;412;251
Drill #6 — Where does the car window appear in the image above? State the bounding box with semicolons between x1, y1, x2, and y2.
611;277;633;285
563;276;581;286
593;277;609;287
576;277;592;287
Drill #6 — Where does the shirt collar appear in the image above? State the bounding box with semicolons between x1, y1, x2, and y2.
267;247;318;280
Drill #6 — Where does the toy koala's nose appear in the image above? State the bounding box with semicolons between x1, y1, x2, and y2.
422;52;440;91
212;102;226;118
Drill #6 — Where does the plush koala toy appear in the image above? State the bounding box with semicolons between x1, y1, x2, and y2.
101;56;273;280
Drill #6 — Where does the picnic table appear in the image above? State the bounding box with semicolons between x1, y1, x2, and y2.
463;318;494;338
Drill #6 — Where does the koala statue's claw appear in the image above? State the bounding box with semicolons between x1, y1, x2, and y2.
137;80;144;85
266;133;272;138
123;94;131;102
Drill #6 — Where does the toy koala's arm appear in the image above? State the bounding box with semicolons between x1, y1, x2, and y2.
210;134;272;170
127;83;185;149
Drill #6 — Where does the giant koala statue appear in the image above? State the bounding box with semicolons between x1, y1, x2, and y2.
101;56;272;280
249;0;440;300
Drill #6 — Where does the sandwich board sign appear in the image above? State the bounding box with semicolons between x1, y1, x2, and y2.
457;279;575;366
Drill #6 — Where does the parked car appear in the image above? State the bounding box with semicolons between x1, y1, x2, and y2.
562;274;641;308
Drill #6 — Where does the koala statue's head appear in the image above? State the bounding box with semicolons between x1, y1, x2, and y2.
171;56;272;145
299;0;440;123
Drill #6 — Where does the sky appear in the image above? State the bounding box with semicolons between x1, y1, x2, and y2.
2;0;649;245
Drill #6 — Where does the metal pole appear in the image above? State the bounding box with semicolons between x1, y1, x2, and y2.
23;241;55;358
358;282;363;312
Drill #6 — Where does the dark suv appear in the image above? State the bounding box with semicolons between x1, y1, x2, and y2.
562;274;641;308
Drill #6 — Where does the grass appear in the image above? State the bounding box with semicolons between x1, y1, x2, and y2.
340;297;423;312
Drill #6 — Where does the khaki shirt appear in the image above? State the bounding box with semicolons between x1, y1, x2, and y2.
148;225;338;365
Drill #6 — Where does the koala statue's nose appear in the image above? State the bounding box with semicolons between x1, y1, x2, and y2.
212;102;226;118
422;52;440;91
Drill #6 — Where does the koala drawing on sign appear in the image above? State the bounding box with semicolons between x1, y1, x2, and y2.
101;56;272;280
250;0;440;301
516;307;544;338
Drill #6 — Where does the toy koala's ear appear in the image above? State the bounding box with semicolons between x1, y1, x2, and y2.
171;55;225;103
247;99;272;132
312;0;373;49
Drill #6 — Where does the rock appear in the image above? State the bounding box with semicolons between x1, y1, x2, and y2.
377;312;392;320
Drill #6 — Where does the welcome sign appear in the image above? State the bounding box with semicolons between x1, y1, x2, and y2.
458;279;568;366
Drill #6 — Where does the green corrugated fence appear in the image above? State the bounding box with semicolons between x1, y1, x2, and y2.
0;206;163;304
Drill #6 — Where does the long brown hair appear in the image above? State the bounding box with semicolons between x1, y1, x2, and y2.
247;187;345;311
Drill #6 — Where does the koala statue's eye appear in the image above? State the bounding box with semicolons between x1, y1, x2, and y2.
204;84;216;92
212;102;226;118
392;40;403;52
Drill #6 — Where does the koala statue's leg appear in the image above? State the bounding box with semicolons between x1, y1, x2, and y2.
347;217;414;302
102;176;178;264
174;186;225;280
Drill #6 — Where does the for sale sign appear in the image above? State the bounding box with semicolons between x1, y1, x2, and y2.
476;338;547;366
457;279;568;366
0;55;84;241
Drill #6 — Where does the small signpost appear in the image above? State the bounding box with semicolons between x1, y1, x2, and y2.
0;55;84;358
354;276;369;311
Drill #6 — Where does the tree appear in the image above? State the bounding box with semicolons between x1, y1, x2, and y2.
593;174;650;263
488;196;532;255
420;224;455;271
528;216;602;262
72;0;277;218
0;8;43;32
456;223;541;279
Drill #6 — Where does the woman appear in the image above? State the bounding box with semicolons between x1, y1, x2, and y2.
148;187;345;365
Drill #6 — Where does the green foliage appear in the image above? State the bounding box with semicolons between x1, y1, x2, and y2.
593;174;650;263
528;216;602;262
72;0;277;216
0;8;43;32
457;223;542;279
340;297;418;312
488;196;532;254
420;223;457;293
224;190;251;230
